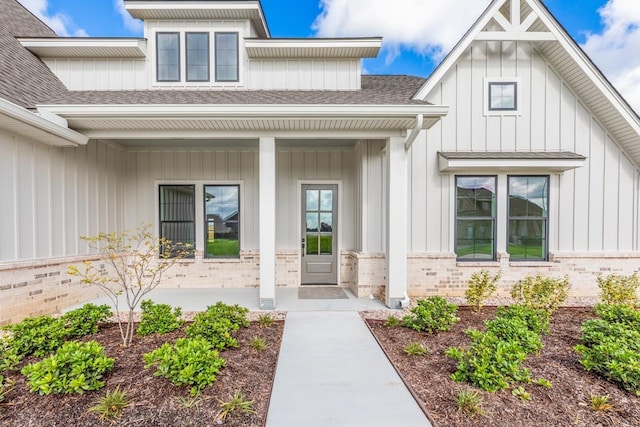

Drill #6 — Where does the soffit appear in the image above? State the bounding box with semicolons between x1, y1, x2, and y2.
18;38;147;58
245;38;381;59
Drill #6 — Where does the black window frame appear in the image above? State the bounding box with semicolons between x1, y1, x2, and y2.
156;32;181;82
186;32;210;82
215;32;239;82
159;184;196;258
507;175;549;261
455;175;497;262
204;184;241;259
488;81;518;111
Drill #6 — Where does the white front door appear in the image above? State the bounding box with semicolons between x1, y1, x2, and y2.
301;184;338;285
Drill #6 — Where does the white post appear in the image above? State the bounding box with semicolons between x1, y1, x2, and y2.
259;136;276;309
385;136;408;308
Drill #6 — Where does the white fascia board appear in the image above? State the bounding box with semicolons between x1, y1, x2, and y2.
474;32;556;41
19;38;147;58
38;104;449;126
438;157;586;173
245;38;382;58
1;99;88;146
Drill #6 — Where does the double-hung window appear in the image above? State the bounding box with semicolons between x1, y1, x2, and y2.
455;176;497;261
215;32;239;82
186;32;209;82
159;185;196;257
508;176;549;260
156;32;180;82
204;185;240;257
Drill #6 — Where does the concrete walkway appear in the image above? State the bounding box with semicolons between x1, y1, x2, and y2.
266;311;431;427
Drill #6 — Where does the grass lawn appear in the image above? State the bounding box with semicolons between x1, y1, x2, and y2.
206;239;239;256
306;235;332;255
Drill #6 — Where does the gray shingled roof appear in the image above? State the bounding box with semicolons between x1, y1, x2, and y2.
0;0;67;108
40;75;429;105
439;151;586;160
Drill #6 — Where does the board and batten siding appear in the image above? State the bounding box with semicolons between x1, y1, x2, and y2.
247;60;360;90
276;147;357;251
43;59;148;91
412;40;640;254
354;140;386;254
123;149;260;250
0;133;125;262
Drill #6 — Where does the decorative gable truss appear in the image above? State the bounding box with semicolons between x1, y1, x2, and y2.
415;0;640;166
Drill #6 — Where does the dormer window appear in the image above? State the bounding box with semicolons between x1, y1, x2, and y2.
186;32;210;82
156;32;180;82
215;33;239;82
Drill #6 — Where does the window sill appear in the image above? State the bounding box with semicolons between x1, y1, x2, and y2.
202;257;241;263
456;261;501;267
509;261;553;267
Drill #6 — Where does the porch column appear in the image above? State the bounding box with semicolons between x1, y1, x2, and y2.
259;136;276;310
385;136;408;308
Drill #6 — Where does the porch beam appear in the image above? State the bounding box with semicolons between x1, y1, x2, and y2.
259;136;276;310
385;136;408;308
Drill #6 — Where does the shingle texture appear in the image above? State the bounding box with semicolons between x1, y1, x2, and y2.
40;75;429;105
0;0;67;108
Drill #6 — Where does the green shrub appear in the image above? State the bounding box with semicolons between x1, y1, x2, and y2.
22;341;114;395
484;317;542;355
597;273;639;307
0;375;15;407
466;270;501;312
249;337;269;352
575;304;640;395
62;303;112;338
218;390;256;421
384;316;401;328
256;314;275;328
455;389;485;416
402;296;459;333
143;338;226;396
511;385;531;401
137;300;184;336
446;329;532;392
3;315;67;357
0;337;21;373
510;275;570;314
495;305;550;335
185;303;249;350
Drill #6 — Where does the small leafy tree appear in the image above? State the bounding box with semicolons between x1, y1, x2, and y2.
597;273;639;307
68;223;191;346
465;270;501;312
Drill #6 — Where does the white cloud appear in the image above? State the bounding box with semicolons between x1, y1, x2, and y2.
17;0;87;36
114;0;143;34
582;0;640;113
313;0;491;60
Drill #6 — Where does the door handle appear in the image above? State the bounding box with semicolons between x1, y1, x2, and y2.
301;238;305;257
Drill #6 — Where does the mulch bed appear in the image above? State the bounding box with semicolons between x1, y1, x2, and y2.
0;320;284;427
367;307;640;427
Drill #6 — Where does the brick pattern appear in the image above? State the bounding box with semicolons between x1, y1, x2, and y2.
0;256;104;326
341;251;386;297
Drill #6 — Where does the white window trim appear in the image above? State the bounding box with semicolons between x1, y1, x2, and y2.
149;26;245;88
154;180;245;256
484;77;522;116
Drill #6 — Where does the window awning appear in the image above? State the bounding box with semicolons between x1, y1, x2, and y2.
438;151;587;173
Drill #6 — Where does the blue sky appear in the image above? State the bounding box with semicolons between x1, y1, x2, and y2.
16;0;640;110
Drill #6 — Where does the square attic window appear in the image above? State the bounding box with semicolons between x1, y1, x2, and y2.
488;81;517;111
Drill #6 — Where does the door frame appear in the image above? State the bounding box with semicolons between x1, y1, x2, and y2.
297;180;342;287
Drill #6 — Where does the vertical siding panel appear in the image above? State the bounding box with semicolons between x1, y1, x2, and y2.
316;151;330;179
189;151;203;180
303;151;316;180
214;151;227;180
299;60;312;89
545;68;561;150
0;133;16;260
515;42;532;151
108;61;121;89
97;142;108;233
290;150;303;249
603;139;620;251
588;121;605;250
325;60;337;90
329;151;342;179
427;89;444;251
17;141;35;259
240;150;257;249
273;61;286;89
618;154;635;250
456;49;472;151
63;148;77;255
441;72;458;150
341;149;355;249
485;41;501;150
573;102;590;250
286;60;299;90
135;151;152;225
162;151;176;180
410;133;428;252
95;61;108;90
227;151;240;180
50;148;64;255
530;54;546;150
202;151;214;180
368;141;384;253
501;41;517;150
34;144;51;257
312;61;324;89
76;145;89;251
276;151;291;248
121;61;135;90
471;42;487;150
86;141;99;241
337;60;350;90
176;151;189;180
149;151;163;182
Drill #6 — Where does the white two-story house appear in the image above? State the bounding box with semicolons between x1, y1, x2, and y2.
2;0;640;323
